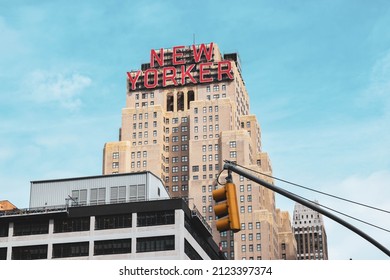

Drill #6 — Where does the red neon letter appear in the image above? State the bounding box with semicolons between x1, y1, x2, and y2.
173;45;185;65
163;67;178;87
192;42;214;63
218;61;233;80
150;48;164;67
144;69;158;89
181;64;197;85
199;62;213;83
127;71;141;90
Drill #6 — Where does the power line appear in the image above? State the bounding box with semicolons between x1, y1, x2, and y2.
286;189;390;233
219;162;390;233
233;163;390;214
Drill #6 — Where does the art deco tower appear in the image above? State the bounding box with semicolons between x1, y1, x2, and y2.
103;42;296;259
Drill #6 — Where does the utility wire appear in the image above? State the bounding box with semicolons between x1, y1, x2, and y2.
218;162;390;233
232;162;390;214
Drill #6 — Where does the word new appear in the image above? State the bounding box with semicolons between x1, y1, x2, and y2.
127;42;233;90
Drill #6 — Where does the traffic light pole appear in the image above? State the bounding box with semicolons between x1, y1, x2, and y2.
223;161;390;258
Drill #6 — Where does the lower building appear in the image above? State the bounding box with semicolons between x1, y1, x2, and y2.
0;198;223;260
0;172;224;260
293;202;329;260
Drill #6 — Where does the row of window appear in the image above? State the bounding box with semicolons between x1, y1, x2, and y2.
193;174;219;181
193;164;220;172
163;155;188;164
194;115;220;123
135;92;154;100
164;126;188;133
71;184;147;205
241;233;262;241
1;235;174;260
132;112;158;121
165;175;188;183
164;144;189;152
131;130;158;139
194;105;219;114
206;84;226;92
200;184;253;194
193;124;220;133
132;120;158;130
164;116;188;124
1;211;175;237
131;140;157;147
241;244;262;252
166;185;188;192
134;101;154;108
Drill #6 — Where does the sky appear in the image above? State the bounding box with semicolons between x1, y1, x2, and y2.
1;0;390;260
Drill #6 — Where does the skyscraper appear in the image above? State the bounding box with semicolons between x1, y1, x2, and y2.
103;42;295;259
293;202;329;259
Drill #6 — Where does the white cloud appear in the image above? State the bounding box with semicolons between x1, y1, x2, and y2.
23;70;92;110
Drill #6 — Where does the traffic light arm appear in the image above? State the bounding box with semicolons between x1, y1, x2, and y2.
223;160;390;258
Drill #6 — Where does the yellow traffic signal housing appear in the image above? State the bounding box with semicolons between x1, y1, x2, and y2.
212;182;241;232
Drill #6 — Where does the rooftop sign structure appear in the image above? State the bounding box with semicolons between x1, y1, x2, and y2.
126;42;234;90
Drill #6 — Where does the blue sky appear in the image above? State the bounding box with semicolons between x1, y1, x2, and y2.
1;0;390;260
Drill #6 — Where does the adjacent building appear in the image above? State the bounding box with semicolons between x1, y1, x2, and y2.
102;42;296;259
293;202;329;260
0;172;224;260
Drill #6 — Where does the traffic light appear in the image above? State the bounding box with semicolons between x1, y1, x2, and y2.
212;179;241;232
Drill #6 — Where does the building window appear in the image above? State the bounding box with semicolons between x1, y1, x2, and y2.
52;242;89;258
229;141;236;148
136;235;175;253
110;186;126;203
13;219;49;236
129;184;146;201
95;214;132;230
172;185;178;192
256;233;261;240
12;245;48;260
137;210;175;227
94;239;131;256
230;151;237;158
0;248;6;260
112;152;119;159
241;245;246;252
0;222;9;238
54;217;90;233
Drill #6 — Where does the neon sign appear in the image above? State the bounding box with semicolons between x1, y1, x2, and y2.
127;43;234;90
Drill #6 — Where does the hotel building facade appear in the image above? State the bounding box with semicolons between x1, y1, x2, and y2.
103;42;296;259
